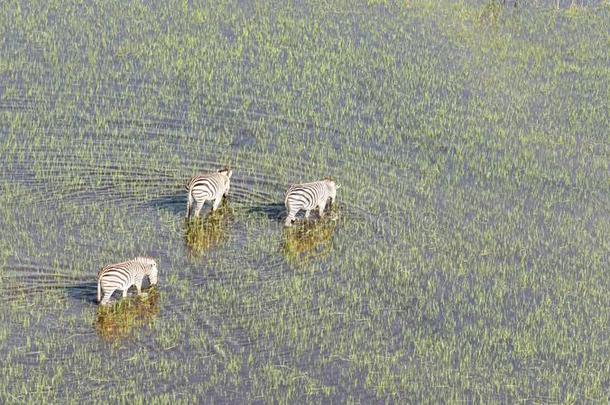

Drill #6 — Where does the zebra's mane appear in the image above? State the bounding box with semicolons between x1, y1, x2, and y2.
217;167;231;174
133;256;156;265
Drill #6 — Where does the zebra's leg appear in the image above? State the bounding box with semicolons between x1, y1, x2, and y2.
304;210;310;219
122;288;128;298
194;200;205;217
100;289;114;306
318;201;327;217
212;195;222;211
135;279;147;297
284;208;297;227
186;193;193;219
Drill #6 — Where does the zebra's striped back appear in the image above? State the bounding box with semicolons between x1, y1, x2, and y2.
186;172;230;200
284;179;337;226
97;257;158;305
285;181;329;210
186;168;232;218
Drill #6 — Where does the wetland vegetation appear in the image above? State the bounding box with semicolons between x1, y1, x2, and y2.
0;0;609;402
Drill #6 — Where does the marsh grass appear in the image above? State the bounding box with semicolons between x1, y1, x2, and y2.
184;199;235;257
282;209;339;263
95;289;160;343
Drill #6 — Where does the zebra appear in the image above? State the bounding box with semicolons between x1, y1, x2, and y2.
185;168;233;219
97;257;159;305
284;178;339;227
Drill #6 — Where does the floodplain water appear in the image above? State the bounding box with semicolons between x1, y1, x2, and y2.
0;0;609;402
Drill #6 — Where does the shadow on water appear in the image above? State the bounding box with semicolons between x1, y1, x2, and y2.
282;209;339;263
147;192;185;217
0;263;98;304
184;199;235;257
95;288;160;342
246;202;285;222
64;282;99;304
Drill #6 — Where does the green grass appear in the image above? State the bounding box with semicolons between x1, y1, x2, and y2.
96;289;160;343
0;0;609;402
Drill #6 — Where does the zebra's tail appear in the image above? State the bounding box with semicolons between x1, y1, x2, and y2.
97;277;101;303
185;180;193;218
186;192;193;219
284;185;294;205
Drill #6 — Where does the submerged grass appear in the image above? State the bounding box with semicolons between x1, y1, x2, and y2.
282;208;339;263
95;289;160;343
0;0;609;402
184;200;235;258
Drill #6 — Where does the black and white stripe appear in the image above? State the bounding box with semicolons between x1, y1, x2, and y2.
284;178;338;226
97;257;159;305
185;168;232;219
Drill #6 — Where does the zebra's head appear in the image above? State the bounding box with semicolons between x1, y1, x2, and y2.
324;178;338;200
148;260;158;286
136;257;158;285
218;167;233;179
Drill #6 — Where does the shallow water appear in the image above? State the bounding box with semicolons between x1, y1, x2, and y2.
1;0;609;402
